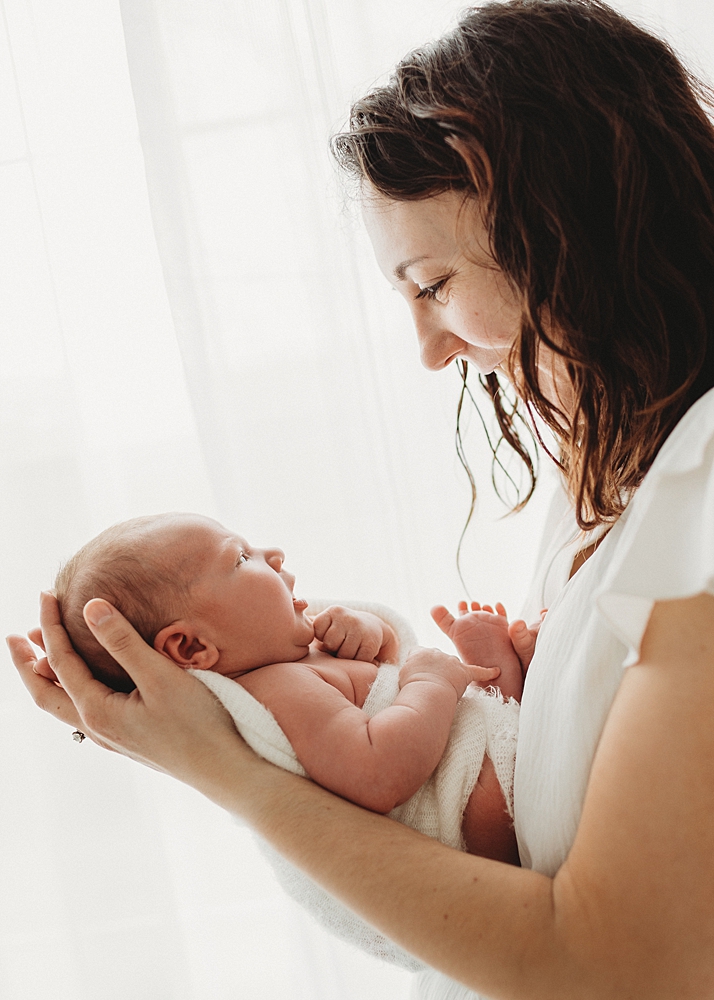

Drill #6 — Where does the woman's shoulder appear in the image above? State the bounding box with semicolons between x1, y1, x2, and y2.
595;387;714;664
644;386;714;479
612;384;714;556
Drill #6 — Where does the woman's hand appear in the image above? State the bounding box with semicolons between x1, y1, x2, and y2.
7;592;254;787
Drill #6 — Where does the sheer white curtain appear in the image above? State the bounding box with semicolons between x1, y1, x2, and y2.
1;2;712;998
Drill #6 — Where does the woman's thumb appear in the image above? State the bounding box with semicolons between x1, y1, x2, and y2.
84;599;115;629
83;599;147;674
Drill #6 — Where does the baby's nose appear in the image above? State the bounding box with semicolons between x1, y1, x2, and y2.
265;547;285;570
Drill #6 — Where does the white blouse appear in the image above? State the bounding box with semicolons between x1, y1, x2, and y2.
416;385;714;999
515;384;714;874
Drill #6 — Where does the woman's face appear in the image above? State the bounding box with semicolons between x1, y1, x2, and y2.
362;189;521;375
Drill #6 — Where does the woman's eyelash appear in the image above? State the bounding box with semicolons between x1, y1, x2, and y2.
237;551;249;566
415;279;447;301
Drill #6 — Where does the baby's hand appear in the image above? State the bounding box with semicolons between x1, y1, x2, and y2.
312;607;397;663
399;647;500;700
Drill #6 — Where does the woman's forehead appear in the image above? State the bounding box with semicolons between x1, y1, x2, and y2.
362;190;482;275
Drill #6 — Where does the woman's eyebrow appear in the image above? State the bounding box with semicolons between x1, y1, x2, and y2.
393;255;430;281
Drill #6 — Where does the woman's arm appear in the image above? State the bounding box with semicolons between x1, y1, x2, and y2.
10;592;714;999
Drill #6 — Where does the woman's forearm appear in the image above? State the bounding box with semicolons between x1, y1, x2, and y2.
28;593;711;999
197;742;575;1000
206;596;714;1000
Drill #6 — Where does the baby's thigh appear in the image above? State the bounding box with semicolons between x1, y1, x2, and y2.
461;754;520;865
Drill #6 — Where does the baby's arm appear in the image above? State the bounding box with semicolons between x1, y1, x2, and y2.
312;606;399;663
239;649;500;814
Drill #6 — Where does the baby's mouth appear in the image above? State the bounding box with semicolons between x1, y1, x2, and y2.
293;597;308;612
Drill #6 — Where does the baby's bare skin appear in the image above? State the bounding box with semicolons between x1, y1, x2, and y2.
236;639;498;817
54;515;526;864
237;625;519;863
431;601;546;702
462;754;519;864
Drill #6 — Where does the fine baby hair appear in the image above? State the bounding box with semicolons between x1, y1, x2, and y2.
55;514;196;692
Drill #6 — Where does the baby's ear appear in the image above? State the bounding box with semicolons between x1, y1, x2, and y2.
154;623;219;670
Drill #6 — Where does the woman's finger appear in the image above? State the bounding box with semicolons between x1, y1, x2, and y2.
7;634;84;729
39;592;110;705
34;655;59;681
27;626;45;651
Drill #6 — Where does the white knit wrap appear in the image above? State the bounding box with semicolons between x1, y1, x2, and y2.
191;600;519;972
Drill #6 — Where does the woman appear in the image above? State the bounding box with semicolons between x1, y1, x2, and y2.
9;2;714;997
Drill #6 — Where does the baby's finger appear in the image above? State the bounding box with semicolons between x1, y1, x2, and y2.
481;604;494;614
469;602;482;612
317;621;348;652
466;667;501;688
458;601;469;615
431;605;456;634
466;664;501;684
495;603;507;618
310;610;331;641
353;639;380;664
333;632;361;660
7;634;84;729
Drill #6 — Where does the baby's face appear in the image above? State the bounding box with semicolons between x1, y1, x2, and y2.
161;515;314;675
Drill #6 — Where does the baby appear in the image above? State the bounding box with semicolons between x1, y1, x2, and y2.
54;512;542;864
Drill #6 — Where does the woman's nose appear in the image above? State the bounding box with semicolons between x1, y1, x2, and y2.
415;318;464;371
264;548;285;571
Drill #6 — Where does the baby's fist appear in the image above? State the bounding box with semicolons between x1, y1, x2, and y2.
312;607;387;663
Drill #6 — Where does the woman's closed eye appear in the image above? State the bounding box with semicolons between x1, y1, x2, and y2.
236;551;249;566
415;278;448;301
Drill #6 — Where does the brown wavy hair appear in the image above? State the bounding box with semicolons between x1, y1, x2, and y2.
331;0;714;529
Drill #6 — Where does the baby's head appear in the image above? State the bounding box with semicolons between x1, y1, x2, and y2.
55;513;314;690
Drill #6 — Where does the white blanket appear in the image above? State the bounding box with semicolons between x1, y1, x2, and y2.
191;600;519;972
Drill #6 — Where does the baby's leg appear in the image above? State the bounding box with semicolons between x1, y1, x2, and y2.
431;602;524;701
461;754;519;865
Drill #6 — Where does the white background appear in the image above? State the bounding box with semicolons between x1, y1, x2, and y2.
1;1;712;997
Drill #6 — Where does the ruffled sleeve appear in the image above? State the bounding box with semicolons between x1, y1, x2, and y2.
595;388;714;665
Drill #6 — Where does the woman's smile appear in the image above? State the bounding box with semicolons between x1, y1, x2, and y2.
362;189;521;376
